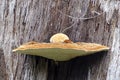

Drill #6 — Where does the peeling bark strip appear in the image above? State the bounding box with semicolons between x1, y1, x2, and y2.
0;0;120;80
106;27;120;80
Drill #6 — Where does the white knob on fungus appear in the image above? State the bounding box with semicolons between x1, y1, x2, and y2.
50;33;69;43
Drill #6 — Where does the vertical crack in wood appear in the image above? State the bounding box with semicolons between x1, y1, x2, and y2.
0;49;8;80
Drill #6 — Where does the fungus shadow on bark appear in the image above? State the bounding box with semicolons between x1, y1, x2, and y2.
47;51;108;80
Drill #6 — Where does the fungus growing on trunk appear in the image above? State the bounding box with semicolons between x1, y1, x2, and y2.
13;33;109;61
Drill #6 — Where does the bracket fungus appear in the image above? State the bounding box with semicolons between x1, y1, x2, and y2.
13;33;109;61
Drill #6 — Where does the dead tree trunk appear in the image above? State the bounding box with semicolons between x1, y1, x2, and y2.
0;0;120;80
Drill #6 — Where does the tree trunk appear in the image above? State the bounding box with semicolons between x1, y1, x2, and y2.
0;0;120;80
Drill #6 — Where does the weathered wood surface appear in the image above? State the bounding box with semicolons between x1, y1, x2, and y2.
0;0;120;80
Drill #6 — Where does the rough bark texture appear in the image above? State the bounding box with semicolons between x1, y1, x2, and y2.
0;0;120;80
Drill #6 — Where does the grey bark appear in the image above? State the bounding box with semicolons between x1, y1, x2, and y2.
0;0;120;80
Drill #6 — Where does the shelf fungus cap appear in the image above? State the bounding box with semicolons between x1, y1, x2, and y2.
13;41;109;61
50;33;69;43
